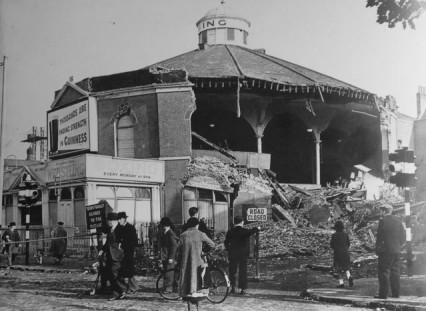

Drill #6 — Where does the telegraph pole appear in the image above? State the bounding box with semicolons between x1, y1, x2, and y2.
0;56;7;228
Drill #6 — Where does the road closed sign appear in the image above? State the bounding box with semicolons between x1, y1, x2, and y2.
246;207;268;222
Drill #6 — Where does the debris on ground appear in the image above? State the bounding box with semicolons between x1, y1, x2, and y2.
184;156;426;268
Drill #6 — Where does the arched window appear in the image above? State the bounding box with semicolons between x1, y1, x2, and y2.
74;186;85;199
117;115;135;158
60;188;72;200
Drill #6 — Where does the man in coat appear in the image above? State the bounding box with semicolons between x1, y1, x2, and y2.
375;204;406;299
1;222;21;267
116;212;139;294
178;217;215;298
158;217;178;293
50;221;67;264
225;215;260;295
181;207;211;238
99;212;126;301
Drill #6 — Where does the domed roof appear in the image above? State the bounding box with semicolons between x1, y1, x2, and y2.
196;3;250;26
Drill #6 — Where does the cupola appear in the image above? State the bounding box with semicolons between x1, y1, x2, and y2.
196;0;250;47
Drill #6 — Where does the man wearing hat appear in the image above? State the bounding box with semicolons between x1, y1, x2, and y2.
224;215;260;295
1;222;21;267
117;212;139;295
158;217;178;293
181;207;211;238
50;221;67;265
99;212;126;301
375;204;406;299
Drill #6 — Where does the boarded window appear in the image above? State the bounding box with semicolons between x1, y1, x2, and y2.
227;28;235;41
201;31;207;44
117;115;135;158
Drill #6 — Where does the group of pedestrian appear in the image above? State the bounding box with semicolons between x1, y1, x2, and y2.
329;203;406;300
156;207;260;300
97;211;139;301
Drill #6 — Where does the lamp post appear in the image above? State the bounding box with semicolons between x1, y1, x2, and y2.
0;56;7;228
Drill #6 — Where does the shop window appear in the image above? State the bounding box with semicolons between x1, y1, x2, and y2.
200;31;207;44
198;188;213;200
5;195;13;206
183;188;196;200
60;188;71;200
20;205;42;226
117;115;135;158
135;188;151;199
74;186;85;199
49;189;57;201
96;186;114;199
116;187;133;198
207;29;216;44
227;28;235;41
214;191;228;202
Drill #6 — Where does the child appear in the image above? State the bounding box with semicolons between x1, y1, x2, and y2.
330;220;353;288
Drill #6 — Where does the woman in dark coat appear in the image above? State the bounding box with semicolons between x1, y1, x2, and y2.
50;222;67;264
178;217;215;298
330;220;353;288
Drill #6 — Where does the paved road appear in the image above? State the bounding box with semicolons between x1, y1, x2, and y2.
0;270;370;311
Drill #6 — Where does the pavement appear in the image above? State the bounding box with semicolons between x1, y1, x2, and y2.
304;275;426;311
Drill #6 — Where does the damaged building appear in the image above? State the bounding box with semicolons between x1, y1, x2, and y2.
3;3;402;234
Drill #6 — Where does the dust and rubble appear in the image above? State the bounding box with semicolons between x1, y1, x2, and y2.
182;156;426;266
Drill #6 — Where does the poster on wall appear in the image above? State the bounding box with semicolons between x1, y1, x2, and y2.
47;99;97;158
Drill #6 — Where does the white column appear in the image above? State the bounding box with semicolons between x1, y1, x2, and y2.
256;134;263;154
314;131;321;186
151;186;161;222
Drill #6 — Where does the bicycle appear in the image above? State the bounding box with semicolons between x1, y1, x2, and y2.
156;253;230;304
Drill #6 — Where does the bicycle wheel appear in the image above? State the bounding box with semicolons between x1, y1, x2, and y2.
206;267;230;304
156;268;180;300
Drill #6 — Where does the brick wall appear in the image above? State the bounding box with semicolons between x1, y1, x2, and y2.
157;91;194;158
96;94;160;158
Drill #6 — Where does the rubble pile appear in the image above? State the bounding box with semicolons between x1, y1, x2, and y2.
184;156;426;261
182;156;272;193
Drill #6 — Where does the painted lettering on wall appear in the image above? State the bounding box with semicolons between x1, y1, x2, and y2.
200;19;227;30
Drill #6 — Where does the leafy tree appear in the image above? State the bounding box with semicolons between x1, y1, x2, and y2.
366;0;426;29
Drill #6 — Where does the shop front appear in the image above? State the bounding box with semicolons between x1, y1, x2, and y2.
3;154;164;233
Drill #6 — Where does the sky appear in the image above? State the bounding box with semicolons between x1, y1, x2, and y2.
0;0;425;160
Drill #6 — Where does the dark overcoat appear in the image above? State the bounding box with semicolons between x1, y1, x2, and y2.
178;228;215;296
159;228;178;262
330;231;351;271
102;226;124;262
117;222;138;277
376;215;406;254
50;227;67;256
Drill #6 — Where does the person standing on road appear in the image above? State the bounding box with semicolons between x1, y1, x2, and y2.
330;220;353;288
2;222;21;268
181;207;211;238
375;204;406;299
99;212;126;301
178;217;215;298
158;217;178;293
116;212;139;295
224;215;260;295
50;221;67;265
